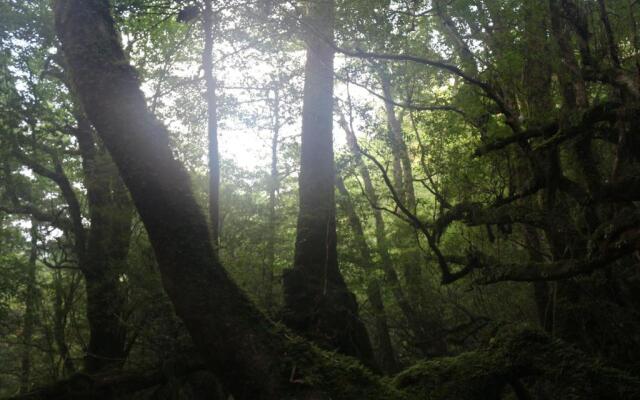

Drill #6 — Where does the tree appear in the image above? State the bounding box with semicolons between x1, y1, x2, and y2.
335;174;398;373
281;0;376;368
53;1;305;397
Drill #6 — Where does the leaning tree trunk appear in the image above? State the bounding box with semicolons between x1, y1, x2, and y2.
54;1;291;398
281;0;376;369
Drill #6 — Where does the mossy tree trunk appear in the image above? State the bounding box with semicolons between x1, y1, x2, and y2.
54;1;291;397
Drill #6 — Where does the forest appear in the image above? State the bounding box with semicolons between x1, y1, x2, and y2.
1;0;640;398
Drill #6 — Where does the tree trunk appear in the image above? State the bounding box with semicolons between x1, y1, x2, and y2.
521;0;554;334
338;111;432;357
377;73;425;318
19;222;38;394
379;70;415;210
366;279;397;374
54;1;289;397
53;270;75;376
282;0;376;368
74;112;131;374
336;175;397;374
203;0;220;245
264;86;280;311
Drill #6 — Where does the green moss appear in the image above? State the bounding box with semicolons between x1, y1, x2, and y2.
273;324;639;399
393;351;507;400
281;331;409;399
393;326;640;400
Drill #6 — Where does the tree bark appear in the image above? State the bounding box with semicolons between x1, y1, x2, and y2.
282;0;376;368
74;111;131;374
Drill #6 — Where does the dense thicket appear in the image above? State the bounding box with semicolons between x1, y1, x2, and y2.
1;0;639;399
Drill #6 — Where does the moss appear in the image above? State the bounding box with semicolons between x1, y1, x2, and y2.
280;330;409;399
273;324;640;399
16;326;640;399
393;351;507;400
392;326;640;400
493;327;640;400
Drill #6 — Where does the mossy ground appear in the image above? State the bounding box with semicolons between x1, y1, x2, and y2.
280;329;409;399
275;324;640;400
393;326;640;400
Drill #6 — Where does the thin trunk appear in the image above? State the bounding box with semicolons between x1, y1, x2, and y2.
335;176;397;374
377;72;424;315
74;112;131;374
379;71;415;210
523;226;553;331
282;0;376;368
19;222;38;394
264;87;279;311
203;0;220;245
338;112;433;357
53;271;75;376
597;0;621;69
548;0;588;110
366;279;397;373
523;0;553;123
521;0;554;333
